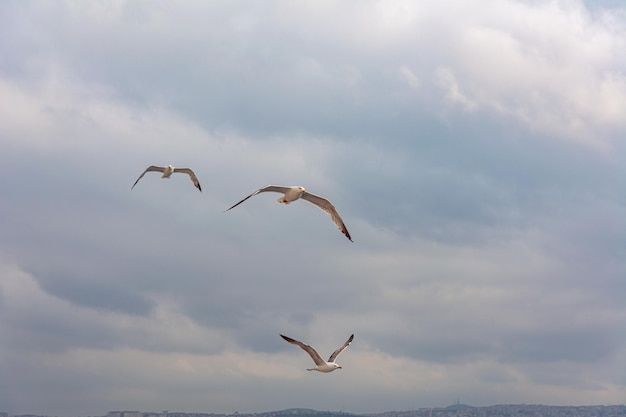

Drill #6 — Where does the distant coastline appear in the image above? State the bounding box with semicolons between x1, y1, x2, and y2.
4;404;626;417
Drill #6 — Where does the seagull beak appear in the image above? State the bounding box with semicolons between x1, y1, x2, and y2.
338;365;342;369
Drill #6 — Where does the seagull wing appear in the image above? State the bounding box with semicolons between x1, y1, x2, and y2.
328;334;354;362
173;167;202;192
225;185;292;211
300;192;352;241
131;165;165;190
280;334;327;366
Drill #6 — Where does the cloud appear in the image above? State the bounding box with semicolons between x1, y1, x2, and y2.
436;67;478;111
5;0;624;147
0;0;625;415
429;1;626;147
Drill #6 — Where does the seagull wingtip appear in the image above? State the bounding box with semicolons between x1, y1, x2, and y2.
280;334;294;342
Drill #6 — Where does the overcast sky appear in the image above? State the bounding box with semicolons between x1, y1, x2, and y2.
1;1;625;416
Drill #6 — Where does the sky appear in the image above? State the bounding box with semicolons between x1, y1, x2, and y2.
0;0;625;415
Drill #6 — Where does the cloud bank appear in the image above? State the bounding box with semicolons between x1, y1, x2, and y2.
0;0;624;415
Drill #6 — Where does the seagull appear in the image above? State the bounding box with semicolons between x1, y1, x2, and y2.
280;334;354;373
225;185;352;241
131;165;202;192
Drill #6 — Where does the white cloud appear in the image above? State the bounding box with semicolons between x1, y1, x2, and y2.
428;0;626;147
399;65;421;91
435;67;478;111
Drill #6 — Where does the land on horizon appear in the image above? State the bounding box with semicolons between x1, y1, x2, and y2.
4;404;626;417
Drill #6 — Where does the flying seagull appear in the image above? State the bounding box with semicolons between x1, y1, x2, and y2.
225;185;352;241
280;334;354;373
131;165;202;192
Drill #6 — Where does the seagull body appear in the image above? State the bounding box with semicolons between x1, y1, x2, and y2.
226;185;352;241
280;334;354;373
131;165;202;192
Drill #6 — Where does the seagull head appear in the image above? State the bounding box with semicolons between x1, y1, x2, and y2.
298;186;306;193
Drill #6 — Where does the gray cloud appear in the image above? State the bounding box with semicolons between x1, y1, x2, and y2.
0;0;625;415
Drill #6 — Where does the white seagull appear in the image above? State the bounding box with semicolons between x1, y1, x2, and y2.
131;165;202;192
225;185;352;241
280;334;354;373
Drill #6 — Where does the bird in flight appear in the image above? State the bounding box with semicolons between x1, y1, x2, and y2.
225;185;352;241
131;165;202;192
280;334;354;373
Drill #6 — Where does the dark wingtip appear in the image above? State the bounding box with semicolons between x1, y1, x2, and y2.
224;202;240;212
280;334;294;343
224;201;240;212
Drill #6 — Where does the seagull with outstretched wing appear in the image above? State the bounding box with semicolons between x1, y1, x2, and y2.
280;334;354;373
131;165;202;192
225;185;352;241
